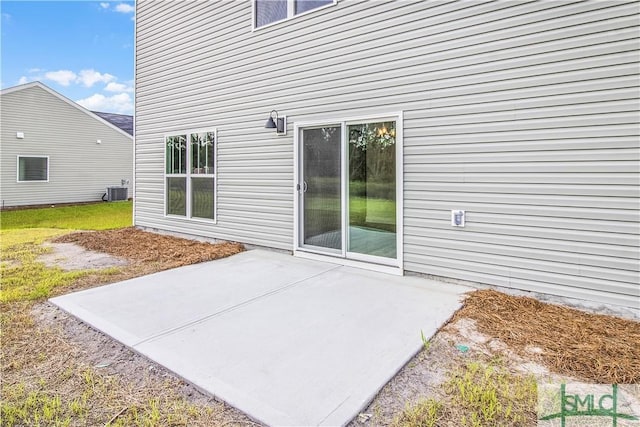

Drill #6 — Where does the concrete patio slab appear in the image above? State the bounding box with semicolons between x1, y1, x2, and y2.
51;250;337;347
51;249;470;426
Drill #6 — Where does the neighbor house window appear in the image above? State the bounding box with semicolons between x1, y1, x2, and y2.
255;0;334;28
17;156;48;182
165;130;216;221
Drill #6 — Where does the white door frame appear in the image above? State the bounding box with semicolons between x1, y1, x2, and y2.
293;112;404;275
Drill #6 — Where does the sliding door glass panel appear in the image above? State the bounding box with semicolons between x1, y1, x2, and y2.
347;121;396;258
302;126;342;250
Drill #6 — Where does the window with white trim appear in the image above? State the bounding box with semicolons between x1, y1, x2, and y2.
17;156;48;182
254;0;334;28
165;130;216;221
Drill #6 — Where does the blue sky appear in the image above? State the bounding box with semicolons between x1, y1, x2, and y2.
1;1;135;114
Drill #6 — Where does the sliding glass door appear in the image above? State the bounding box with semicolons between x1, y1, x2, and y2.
298;118;399;265
300;126;342;252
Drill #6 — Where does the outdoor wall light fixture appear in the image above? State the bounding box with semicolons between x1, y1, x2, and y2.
265;110;287;135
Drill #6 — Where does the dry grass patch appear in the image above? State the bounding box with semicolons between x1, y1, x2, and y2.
454;289;640;384
393;357;537;427
393;399;442;427
2;227;251;426
1;301;254;427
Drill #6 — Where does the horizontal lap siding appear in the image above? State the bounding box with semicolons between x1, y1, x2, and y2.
398;0;639;307
135;0;639;306
0;86;133;207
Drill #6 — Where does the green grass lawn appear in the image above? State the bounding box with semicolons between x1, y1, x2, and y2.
0;202;132;302
349;196;395;225
0;201;133;230
305;195;396;229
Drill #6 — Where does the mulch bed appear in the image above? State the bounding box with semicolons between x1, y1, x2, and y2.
455;289;640;384
54;227;244;269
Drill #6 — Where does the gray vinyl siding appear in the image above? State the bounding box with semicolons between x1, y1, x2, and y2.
135;0;639;307
0;85;133;207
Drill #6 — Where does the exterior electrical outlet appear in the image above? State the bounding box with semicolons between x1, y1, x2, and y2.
451;210;465;227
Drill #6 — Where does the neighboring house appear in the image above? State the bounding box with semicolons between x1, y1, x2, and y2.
134;1;639;308
0;82;133;208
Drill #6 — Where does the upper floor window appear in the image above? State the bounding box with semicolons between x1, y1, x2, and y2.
254;0;334;29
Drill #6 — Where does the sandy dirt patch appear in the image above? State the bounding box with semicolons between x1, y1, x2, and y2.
38;242;129;270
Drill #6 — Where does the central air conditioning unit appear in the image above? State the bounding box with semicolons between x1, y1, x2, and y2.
106;186;128;202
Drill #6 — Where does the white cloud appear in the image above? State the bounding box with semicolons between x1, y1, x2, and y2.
18;76;30;85
76;93;133;114
100;2;110;9
77;69;115;87
114;3;134;13
21;67;124;90
104;82;134;93
44;70;77;86
2;13;11;21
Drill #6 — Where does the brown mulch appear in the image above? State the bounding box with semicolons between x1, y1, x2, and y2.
53;227;244;269
454;289;640;384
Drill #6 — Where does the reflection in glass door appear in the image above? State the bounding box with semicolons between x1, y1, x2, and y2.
298;119;398;264
347;121;396;259
301;126;342;251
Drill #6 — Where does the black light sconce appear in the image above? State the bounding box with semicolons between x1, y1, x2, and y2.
265;110;287;135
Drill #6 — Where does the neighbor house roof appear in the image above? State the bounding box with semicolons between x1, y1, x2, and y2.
0;81;132;139
92;111;134;136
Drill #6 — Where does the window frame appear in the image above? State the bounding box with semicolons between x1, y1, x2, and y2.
16;155;49;183
164;128;217;223
252;0;337;31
